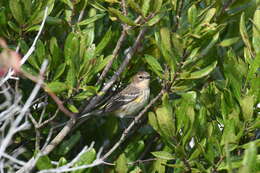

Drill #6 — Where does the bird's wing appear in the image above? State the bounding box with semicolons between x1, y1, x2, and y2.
103;85;140;113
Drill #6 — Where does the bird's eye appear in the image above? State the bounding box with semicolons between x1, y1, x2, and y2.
139;76;143;79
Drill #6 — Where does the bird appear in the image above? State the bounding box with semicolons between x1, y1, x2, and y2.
80;71;151;119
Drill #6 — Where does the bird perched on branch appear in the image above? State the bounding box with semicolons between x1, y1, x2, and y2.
80;71;150;118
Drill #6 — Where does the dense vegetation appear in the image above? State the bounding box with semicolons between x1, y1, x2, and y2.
0;0;259;172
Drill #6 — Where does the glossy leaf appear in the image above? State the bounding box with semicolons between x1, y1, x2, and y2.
142;0;150;17
47;81;68;93
115;153;128;173
181;61;217;79
253;7;260;53
219;37;240;47
95;27;112;55
78;13;106;26
151;151;175;160
72;149;96;173
144;54;163;78
9;0;24;25
239;142;257;173
36;156;53;170
128;0;143;16
188;5;197;27
240;12;253;56
240;95;254;121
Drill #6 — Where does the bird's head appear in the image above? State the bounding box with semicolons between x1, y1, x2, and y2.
131;71;150;88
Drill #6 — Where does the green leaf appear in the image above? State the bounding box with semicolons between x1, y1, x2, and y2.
128;0;143;16
21;0;32;17
53;63;66;80
72;149;96;173
47;81;68;93
239;95;254;121
9;0;24;25
239;142;257;173
93;55;113;73
148;111;159;132
115;153;128;173
144;54;163;78
78;13;106;26
50;37;62;68
151;151;175;160
200;32;219;57
67;104;79;113
36;155;53;170
253;7;260;53
247;53;260;82
0;7;7;26
64;33;79;63
181;61;217;79
145;13;164;26
60;0;73;9
124;140;144;161
152;0;162;12
57;157;67;167
156;106;175;141
8;21;20;33
35;40;45;65
73;86;98;100
26;25;40;32
95;27;112;55
202;8;216;24
188;5;197;28
142;0;150;17
108;7;137;26
66;66;77;88
160;28;177;73
240;12;253;57
219;37;241;47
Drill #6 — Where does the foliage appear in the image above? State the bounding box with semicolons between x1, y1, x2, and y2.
0;0;259;172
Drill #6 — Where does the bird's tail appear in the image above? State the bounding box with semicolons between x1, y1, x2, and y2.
78;109;104;119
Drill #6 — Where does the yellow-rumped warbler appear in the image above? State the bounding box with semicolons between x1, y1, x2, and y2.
81;71;150;118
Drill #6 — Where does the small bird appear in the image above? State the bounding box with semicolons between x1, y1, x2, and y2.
80;71;151;118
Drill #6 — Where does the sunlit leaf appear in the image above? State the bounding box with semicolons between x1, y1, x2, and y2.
72;149;96;173
181;61;217;79
151;151;175;160
47;81;68;93
36;156;53;170
115;153;128;173
9;0;24;25
144;54;163;78
78;13;106;26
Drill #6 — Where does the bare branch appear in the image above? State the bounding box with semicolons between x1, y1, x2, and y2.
96;0;129;85
0;60;48;159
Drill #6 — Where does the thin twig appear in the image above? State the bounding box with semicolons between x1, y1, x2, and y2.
0;61;48;159
101;88;165;160
128;158;157;165
96;29;128;85
96;0;129;85
38;109;59;128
